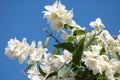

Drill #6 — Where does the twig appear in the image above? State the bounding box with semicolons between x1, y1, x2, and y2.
43;28;61;44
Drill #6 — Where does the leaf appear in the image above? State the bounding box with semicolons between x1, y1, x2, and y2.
44;36;50;48
53;48;60;55
46;71;57;79
114;72;120;77
100;47;105;55
97;74;106;80
67;36;75;42
58;63;72;80
64;24;74;30
73;37;85;65
25;64;34;71
54;43;75;52
73;30;87;36
38;65;46;77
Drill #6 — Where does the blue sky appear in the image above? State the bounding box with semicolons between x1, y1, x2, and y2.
0;0;120;80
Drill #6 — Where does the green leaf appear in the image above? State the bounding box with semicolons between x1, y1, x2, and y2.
46;71;57;79
73;30;87;36
44;36;50;48
64;24;74;30
25;64;34;71
114;72;120;77
100;47;105;55
38;65;46;77
58;63;72;80
97;74;106;80
67;36;75;42
53;48;60;55
54;43;75;52
73;37;85;65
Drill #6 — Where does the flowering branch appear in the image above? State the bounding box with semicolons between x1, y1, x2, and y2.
5;0;120;80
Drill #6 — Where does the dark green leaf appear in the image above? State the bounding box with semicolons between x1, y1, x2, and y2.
114;72;120;77
67;36;75;42
73;37;85;65
53;48;60;55
54;43;75;52
46;71;57;79
73;30;87;36
97;74;106;80
58;63;72;80
100;47;105;55
64;24;74;30
25;64;34;71
38;65;46;77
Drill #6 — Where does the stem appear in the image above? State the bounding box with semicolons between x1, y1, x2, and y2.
43;28;61;44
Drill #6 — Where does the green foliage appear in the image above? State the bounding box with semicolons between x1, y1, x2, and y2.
38;65;46;77
100;47;105;55
64;24;74;30
54;43;75;52
73;29;87;36
114;72;120;78
67;36;75;42
25;64;34;71
46;71;57;79
73;36;85;65
53;48;60;55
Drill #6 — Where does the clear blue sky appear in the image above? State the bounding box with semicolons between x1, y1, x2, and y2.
0;0;120;80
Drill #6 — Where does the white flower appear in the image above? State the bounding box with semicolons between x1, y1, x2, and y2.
102;30;115;44
83;51;98;58
105;66;115;80
113;46;120;53
5;38;30;64
50;19;63;31
27;65;43;80
43;1;74;31
52;58;63;68
91;45;102;55
54;50;72;64
63;50;72;63
5;38;20;59
83;45;102;58
89;18;105;31
84;58;102;74
40;53;52;65
29;41;48;62
110;59;120;72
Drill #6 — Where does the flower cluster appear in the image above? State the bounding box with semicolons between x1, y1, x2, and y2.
43;1;82;31
5;38;73;80
5;1;120;80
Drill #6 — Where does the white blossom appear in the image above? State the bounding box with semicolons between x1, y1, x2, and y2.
29;41;48;62
89;18;105;31
5;38;30;64
27;65;44;80
63;50;72;63
43;1;74;31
